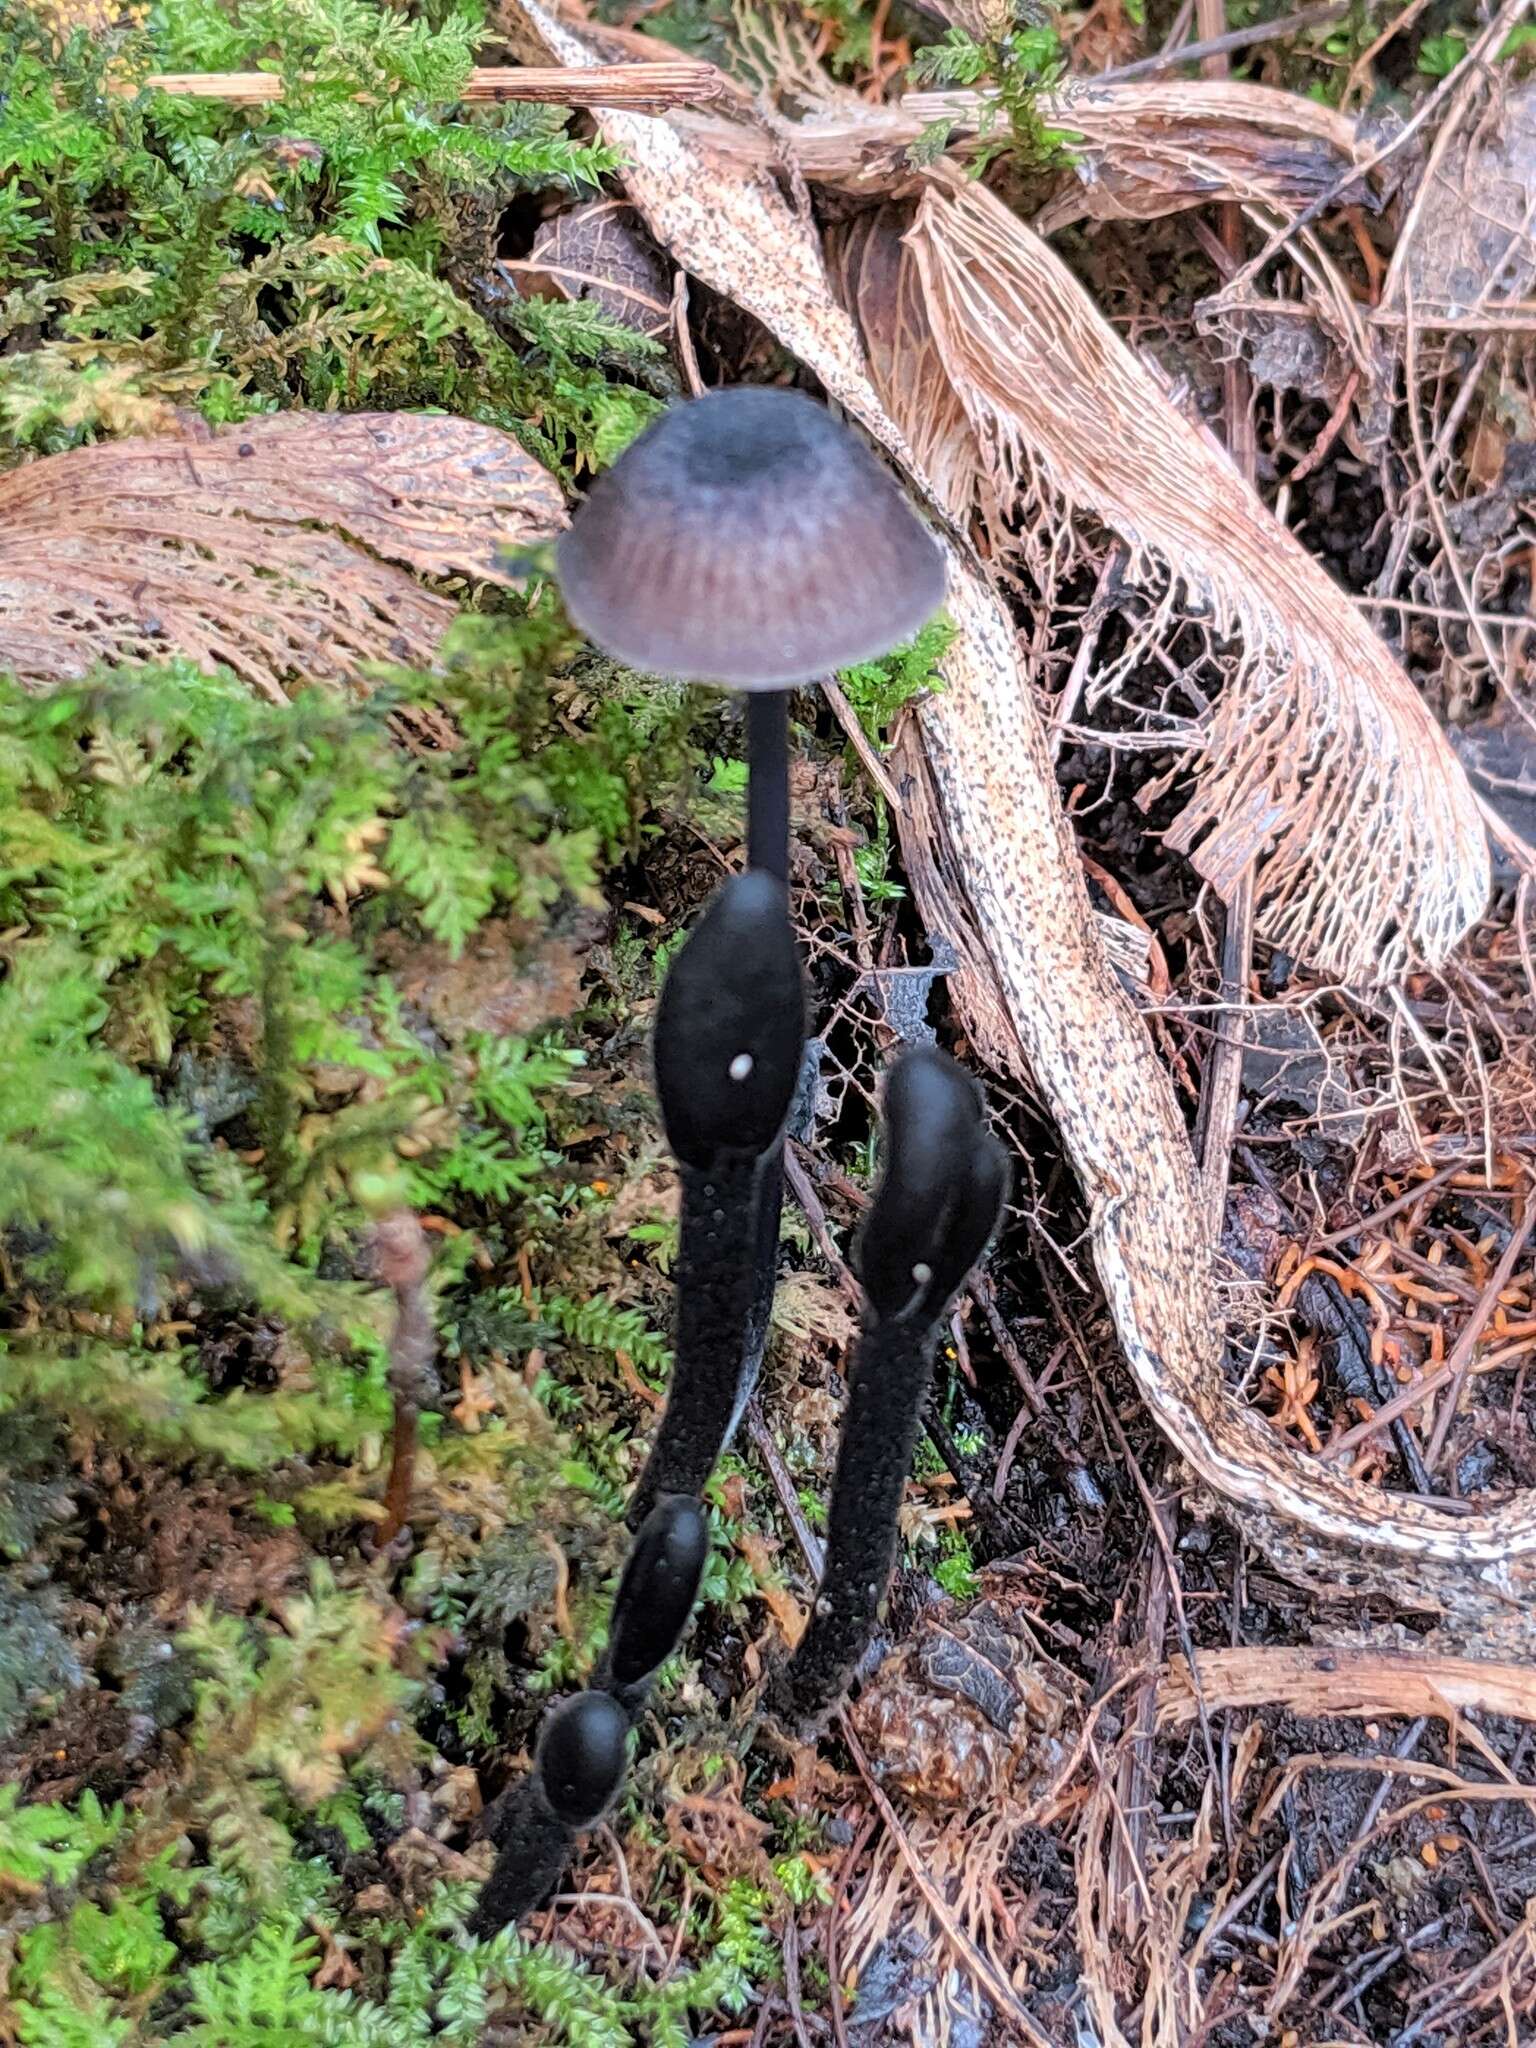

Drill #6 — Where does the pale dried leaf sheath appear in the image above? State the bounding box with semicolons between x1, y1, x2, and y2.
912;557;1536;1594
0;412;565;698
672;78;1366;222
908;177;1488;980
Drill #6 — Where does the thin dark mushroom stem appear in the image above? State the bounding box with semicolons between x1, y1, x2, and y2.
746;689;790;884
737;1162;785;1444
739;684;793;1460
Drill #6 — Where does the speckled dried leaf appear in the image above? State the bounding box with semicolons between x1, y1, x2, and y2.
0;411;566;700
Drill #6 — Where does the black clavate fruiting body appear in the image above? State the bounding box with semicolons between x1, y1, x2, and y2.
857;1047;1008;1323
771;1047;1008;1734
651;871;804;1172
602;1494;709;1694
630;872;805;1526
468;1691;629;1935
538;1690;629;1825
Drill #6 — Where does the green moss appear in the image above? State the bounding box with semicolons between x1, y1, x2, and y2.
0;2;799;2029
0;0;663;464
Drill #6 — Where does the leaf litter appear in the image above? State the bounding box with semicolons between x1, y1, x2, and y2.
0;409;565;699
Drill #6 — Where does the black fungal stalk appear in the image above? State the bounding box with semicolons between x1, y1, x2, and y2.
598;1493;710;1715
468;1690;628;1935
771;1046;1008;1735
470;1499;710;1933
628;869;805;1527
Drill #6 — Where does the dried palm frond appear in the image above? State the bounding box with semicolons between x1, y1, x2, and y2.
0;411;564;701
670;77;1367;225
906;173;1489;981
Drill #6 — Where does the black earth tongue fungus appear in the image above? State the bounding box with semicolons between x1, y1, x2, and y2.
469;1690;629;1936
769;1045;1009;1738
597;1492;710;1719
472;1502;708;1934
556;388;945;1513
628;868;805;1528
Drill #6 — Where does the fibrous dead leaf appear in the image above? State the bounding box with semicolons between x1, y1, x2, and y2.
1399;77;1536;320
827;205;986;527
672;78;1368;228
0;410;565;700
906;173;1489;982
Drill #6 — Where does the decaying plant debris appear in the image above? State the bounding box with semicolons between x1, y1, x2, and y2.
5;0;1536;2042
0;411;565;698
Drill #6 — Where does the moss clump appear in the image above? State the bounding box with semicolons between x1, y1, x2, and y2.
0;0;666;464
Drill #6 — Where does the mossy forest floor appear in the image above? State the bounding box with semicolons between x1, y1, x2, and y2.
4;2;1536;2044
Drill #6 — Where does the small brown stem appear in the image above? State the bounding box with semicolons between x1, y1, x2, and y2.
374;1211;434;1548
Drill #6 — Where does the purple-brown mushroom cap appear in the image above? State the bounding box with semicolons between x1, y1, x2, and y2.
554;387;946;688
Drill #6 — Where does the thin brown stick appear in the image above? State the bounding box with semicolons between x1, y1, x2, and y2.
1162;1647;1536;1727
135;60;728;111
374;1211;435;1547
1341;0;1436;108
783;1141;862;1307
820;676;906;815
1092;0;1351;83
1313;1162;1466;1250
744;1399;826;1580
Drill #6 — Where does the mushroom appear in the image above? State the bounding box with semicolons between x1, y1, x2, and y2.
469;1689;629;1934
554;386;945;882
556;387;945;1516
770;1046;1008;1735
628;868;805;1525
